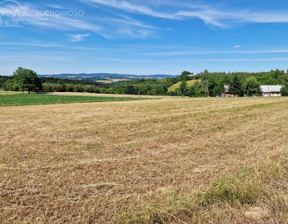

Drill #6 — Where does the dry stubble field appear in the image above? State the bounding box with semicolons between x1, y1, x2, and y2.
1;97;288;223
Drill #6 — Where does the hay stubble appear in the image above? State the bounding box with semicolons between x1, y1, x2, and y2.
1;97;288;223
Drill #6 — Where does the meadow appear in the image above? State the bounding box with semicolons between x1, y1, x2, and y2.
168;80;200;93
0;97;288;223
0;93;146;107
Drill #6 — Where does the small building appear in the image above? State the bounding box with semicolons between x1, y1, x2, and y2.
221;85;239;97
222;85;284;97
261;85;283;97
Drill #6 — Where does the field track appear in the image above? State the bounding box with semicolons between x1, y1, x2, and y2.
1;97;288;223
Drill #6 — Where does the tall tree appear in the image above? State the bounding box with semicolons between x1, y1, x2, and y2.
229;75;244;97
13;67;42;94
178;75;188;96
213;84;225;97
181;71;191;78
244;77;262;96
281;85;288;96
187;81;206;97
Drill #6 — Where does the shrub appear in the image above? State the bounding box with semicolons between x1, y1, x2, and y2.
281;85;288;96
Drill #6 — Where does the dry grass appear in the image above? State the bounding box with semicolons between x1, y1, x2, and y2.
0;97;288;223
0;91;22;95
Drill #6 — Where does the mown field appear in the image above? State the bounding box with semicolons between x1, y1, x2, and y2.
0;93;146;107
0;97;288;223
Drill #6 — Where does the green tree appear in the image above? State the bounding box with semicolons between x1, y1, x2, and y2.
42;83;53;92
229;75;244;97
187;81;206;97
244;77;262;96
203;69;209;75
213;84;225;97
178;76;188;96
281;85;288;96
3;79;20;91
179;71;191;81
13;67;42;94
73;84;84;92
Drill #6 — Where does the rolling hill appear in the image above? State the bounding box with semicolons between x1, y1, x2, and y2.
168;80;201;92
39;73;177;82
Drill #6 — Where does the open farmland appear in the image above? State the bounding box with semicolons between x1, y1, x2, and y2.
1;97;288;223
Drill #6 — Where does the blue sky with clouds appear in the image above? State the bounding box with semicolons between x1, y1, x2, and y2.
1;0;288;75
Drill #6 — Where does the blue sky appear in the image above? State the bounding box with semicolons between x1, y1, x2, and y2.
1;0;288;75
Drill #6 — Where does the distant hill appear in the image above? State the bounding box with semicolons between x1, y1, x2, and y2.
39;73;177;82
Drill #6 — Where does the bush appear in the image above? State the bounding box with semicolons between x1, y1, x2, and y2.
84;85;96;93
200;174;260;206
52;83;65;92
187;81;206;97
167;91;178;96
42;83;53;92
244;77;262;96
65;84;74;92
281;85;288;96
73;84;84;92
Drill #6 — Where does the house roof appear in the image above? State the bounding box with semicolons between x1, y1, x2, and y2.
260;85;284;93
224;85;284;93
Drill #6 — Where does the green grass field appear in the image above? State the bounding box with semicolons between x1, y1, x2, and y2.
168;80;200;92
0;94;146;107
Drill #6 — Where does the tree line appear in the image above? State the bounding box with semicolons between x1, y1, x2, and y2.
1;67;288;96
168;70;288;97
0;67;111;94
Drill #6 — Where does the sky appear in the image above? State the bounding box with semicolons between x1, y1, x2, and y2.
1;0;288;75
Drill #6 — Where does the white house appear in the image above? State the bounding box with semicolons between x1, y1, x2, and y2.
261;85;284;97
222;85;284;97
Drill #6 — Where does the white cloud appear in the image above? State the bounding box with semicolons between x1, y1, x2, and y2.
82;0;288;27
46;4;64;9
69;33;90;42
234;45;241;49
0;2;158;39
110;16;158;30
93;57;288;63
3;0;288;41
0;42;60;47
30;16;101;32
0;3;101;32
82;0;176;19
141;49;288;56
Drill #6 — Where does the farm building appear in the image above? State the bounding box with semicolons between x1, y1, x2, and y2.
222;85;239;97
222;85;284;97
261;85;284;97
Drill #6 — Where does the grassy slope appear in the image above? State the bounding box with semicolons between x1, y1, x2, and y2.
0;94;146;107
0;97;288;223
168;80;200;92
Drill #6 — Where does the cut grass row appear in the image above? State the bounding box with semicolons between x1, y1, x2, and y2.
1;97;288;223
117;147;288;223
0;93;148;107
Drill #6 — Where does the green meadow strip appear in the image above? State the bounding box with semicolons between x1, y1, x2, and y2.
0;94;148;107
